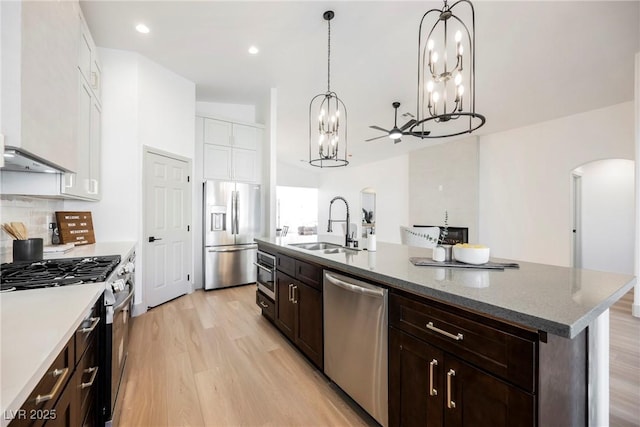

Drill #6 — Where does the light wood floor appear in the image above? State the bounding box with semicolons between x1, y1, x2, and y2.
118;286;640;427
118;285;370;427
610;289;640;427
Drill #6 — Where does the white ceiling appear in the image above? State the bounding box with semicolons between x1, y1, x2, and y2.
80;0;640;170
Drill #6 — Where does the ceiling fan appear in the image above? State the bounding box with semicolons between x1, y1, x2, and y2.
366;102;428;143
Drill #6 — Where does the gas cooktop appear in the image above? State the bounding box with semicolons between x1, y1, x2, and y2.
0;255;121;292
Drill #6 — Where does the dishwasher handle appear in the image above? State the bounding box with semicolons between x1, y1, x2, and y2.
324;272;385;298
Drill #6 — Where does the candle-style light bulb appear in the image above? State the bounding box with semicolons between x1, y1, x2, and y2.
427;81;434;93
455;31;462;43
427;39;435;51
432;51;439;64
454;73;462;86
458;85;465;97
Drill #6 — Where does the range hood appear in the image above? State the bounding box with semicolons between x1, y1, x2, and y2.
1;148;69;174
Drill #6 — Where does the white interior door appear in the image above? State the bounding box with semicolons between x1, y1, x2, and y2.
144;149;192;308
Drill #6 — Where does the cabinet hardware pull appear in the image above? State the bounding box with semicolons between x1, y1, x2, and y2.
426;322;464;341
259;301;269;309
81;366;99;389
35;367;69;404
429;359;438;396
288;284;293;302
80;317;100;334
64;174;74;189
292;285;298;304
89;179;99;195
447;369;456;409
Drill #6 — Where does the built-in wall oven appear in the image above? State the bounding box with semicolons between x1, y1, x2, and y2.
254;250;275;300
102;251;135;427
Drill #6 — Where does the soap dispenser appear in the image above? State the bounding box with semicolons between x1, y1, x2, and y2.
367;228;376;251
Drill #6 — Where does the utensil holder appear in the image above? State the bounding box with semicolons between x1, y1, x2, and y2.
13;238;44;262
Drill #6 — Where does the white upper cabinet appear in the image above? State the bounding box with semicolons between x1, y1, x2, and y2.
1;1;102;200
201;117;262;183
61;8;101;200
204;119;232;146
1;0;79;172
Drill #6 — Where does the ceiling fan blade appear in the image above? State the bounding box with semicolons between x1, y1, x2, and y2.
365;135;388;142
369;125;390;133
399;119;416;131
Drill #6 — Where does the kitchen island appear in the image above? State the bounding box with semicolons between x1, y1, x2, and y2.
255;235;636;427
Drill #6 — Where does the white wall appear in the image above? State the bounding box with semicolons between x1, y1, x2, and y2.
318;155;409;244
195;101;255;123
409;136;479;242
479;102;635;266
66;48;196;312
578;159;635;275
277;161;320;188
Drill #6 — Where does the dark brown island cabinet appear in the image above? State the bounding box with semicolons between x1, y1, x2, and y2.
9;296;103;427
273;252;324;369
255;243;589;427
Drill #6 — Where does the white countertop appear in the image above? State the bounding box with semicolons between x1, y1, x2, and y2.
0;241;136;427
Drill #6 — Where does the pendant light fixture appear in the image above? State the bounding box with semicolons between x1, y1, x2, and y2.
309;10;348;168
411;0;485;138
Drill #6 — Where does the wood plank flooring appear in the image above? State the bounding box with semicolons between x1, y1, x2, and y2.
118;286;370;426
118;285;639;427
610;289;640;427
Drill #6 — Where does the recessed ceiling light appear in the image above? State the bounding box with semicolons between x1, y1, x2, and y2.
136;23;150;34
248;45;259;55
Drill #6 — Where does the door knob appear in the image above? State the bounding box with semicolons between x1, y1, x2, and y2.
148;236;163;242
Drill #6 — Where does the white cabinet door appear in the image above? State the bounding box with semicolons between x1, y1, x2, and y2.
204;118;232;146
88;97;101;198
232;123;259;150
232;148;258;183
63;76;92;197
78;27;92;85
204;144;232;180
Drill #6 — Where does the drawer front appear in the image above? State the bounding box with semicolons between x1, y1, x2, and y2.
295;260;322;290
77;338;99;426
9;339;75;427
276;253;296;277
390;292;536;392
75;300;101;365
256;289;275;321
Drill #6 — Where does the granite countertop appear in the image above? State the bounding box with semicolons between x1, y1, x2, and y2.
0;241;136;427
255;235;636;339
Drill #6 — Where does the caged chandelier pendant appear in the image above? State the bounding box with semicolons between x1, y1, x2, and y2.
411;0;486;139
309;10;348;168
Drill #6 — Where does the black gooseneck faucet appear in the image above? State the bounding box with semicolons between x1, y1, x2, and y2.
327;196;353;247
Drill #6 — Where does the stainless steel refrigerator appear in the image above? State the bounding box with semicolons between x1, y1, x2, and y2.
204;180;261;290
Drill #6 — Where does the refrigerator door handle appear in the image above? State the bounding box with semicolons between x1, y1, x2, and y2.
234;190;240;235
207;244;258;253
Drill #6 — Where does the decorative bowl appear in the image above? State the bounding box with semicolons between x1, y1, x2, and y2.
452;244;490;265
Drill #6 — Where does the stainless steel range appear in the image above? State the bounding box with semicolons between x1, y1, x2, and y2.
0;252;135;427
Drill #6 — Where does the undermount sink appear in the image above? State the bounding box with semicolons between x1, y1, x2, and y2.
289;242;343;251
322;247;357;254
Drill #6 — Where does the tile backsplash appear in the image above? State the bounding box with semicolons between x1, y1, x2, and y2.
0;196;63;263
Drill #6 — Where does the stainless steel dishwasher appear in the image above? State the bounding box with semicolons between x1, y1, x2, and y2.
323;271;388;427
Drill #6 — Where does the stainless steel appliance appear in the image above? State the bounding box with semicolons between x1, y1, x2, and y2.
204;180;261;290
323;271;388;427
103;251;135;427
254;250;275;299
